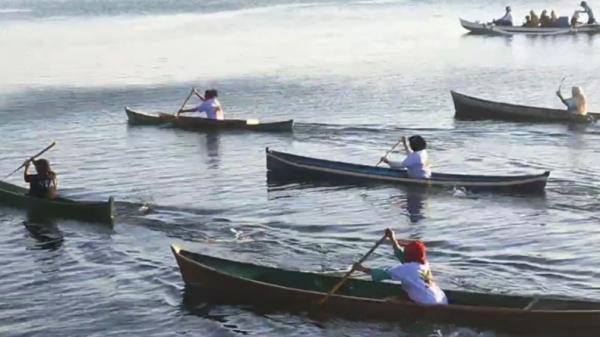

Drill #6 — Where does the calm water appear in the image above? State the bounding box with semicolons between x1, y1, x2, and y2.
1;0;600;336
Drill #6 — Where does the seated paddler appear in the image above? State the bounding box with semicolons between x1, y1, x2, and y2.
179;89;224;120
493;6;513;26
354;228;448;305
556;86;588;116
577;1;596;24
23;158;57;199
380;135;431;179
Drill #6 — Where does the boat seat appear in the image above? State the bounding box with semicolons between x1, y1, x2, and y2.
523;297;540;310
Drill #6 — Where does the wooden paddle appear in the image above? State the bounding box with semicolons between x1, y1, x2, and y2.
317;233;387;307
375;137;404;167
3;141;57;180
175;88;196;117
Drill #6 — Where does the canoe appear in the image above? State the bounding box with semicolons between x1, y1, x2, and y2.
125;107;293;132
266;148;549;194
0;180;114;224
459;18;600;35
172;245;600;335
451;91;600;123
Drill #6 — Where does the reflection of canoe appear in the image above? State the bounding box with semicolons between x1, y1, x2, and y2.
172;245;600;335
451;91;600;123
459;18;600;35
125;107;293;132
0;180;114;224
266;148;549;194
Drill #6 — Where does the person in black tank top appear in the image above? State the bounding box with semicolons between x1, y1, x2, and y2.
23;158;57;199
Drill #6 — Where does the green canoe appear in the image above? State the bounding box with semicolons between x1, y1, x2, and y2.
0;180;114;224
172;245;600;335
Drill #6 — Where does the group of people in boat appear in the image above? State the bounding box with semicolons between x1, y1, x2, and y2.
492;2;596;28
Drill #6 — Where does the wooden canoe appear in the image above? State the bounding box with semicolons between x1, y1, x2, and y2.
125;107;293;132
266;148;549;194
0;180;114;224
172;245;600;335
452;91;600;123
459;18;600;36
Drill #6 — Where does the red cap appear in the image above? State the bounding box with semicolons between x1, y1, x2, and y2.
404;241;427;264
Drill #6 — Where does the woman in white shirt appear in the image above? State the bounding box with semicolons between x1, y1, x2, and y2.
380;135;431;179
179;89;224;120
354;228;448;305
556;86;588;116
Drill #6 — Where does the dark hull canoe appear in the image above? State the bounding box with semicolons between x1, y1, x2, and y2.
0;180;114;224
460;18;600;36
266;148;549;194
452;91;600;123
172;245;600;335
125;107;293;132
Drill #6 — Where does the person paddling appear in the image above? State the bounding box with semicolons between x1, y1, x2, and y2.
380;135;431;179
179;89;224;120
493;6;513;26
23;158;57;199
577;1;597;24
354;228;448;305
557;86;588;116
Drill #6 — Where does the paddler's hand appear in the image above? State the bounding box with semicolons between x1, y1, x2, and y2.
380;157;389;164
385;228;396;241
353;263;367;273
23;159;32;167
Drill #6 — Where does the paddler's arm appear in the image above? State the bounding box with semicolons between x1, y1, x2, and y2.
179;105;200;113
386;228;406;261
353;263;392;282
402;136;413;154
23;159;32;181
556;90;568;107
193;89;206;101
380;157;404;169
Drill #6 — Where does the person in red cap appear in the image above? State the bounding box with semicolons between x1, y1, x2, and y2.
354;228;448;305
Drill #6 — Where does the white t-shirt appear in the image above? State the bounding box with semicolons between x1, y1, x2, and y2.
192;98;224;120
388;262;448;305
387;150;432;178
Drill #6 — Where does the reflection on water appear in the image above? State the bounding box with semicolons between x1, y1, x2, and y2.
204;132;221;169
390;187;428;223
24;212;64;251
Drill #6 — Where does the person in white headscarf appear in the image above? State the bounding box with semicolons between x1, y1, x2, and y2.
556;86;588;115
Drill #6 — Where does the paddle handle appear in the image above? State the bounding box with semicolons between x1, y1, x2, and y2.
317;233;387;306
375;137;404;167
3;141;57;180
176;88;196;117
